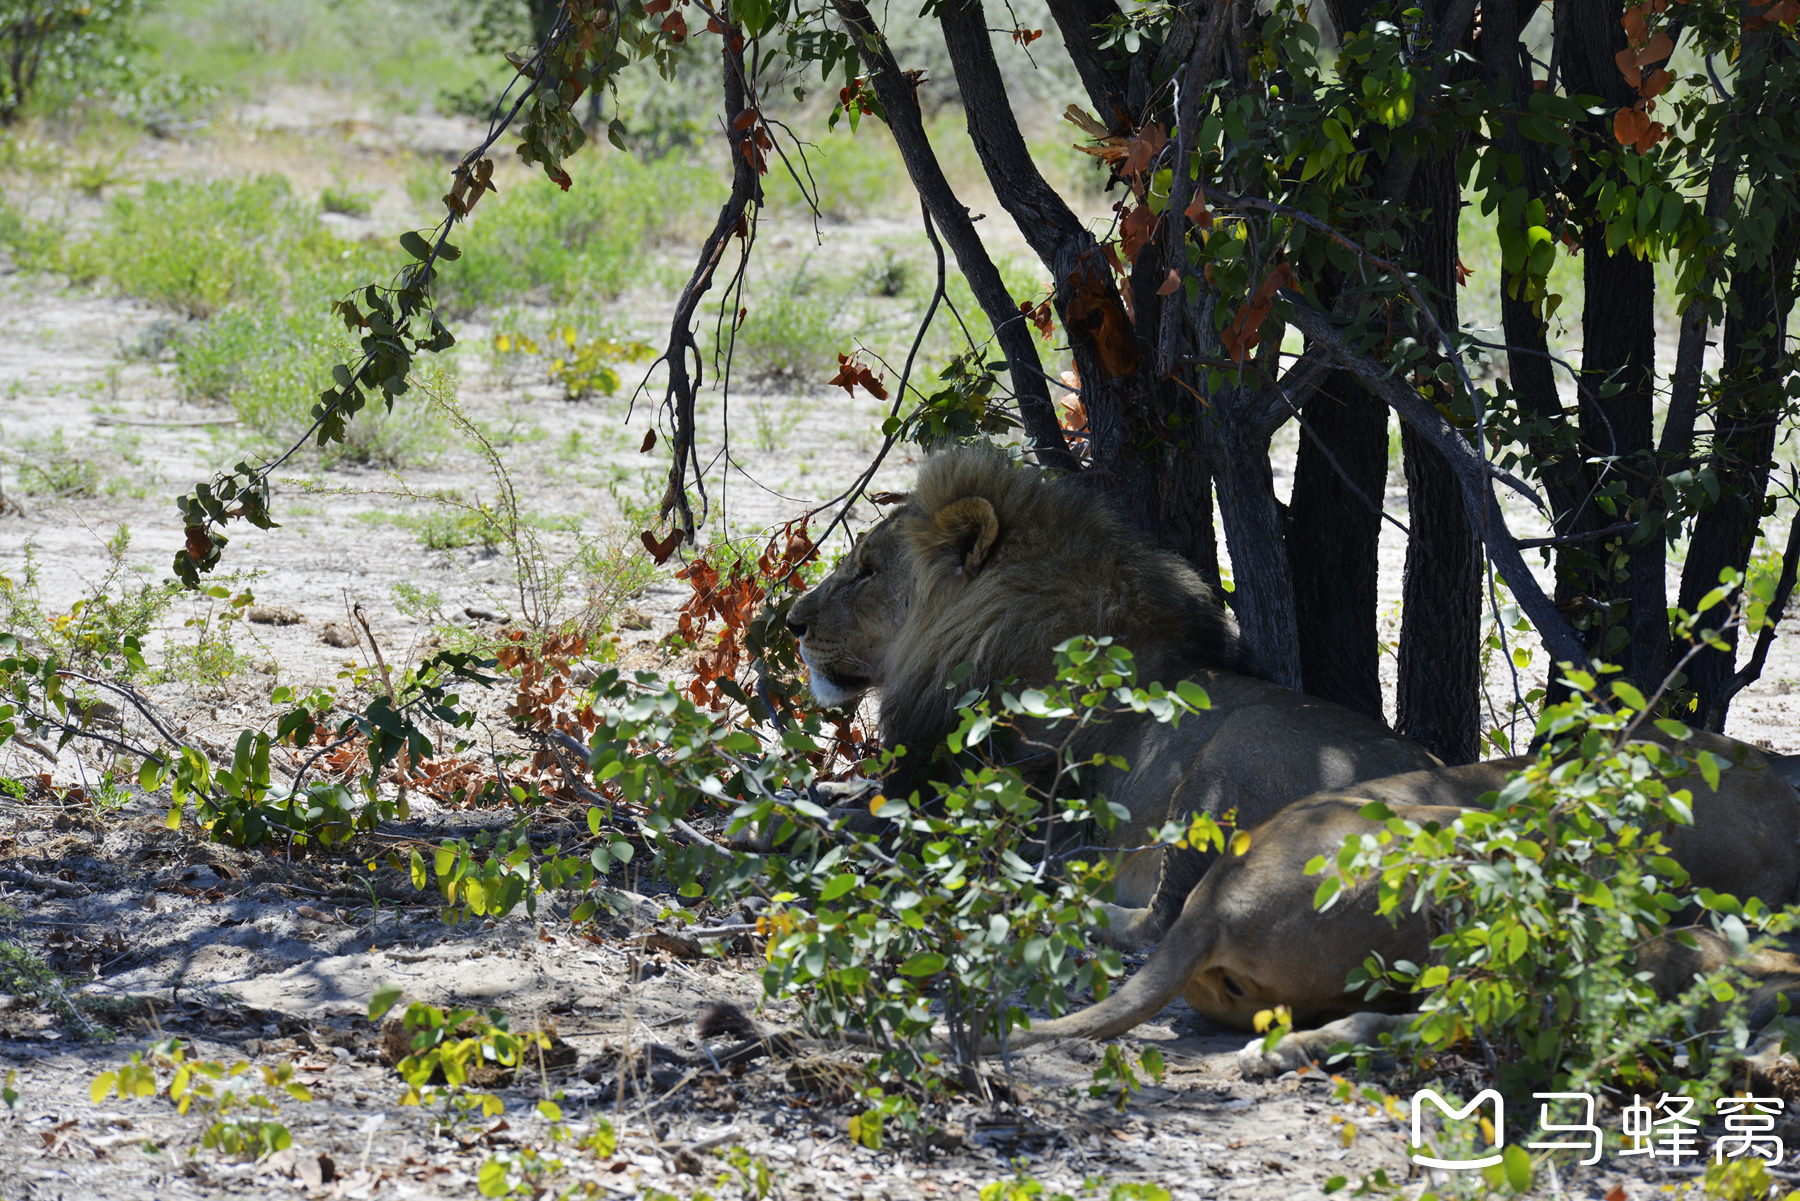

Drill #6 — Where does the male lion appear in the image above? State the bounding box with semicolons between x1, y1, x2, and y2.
784;447;1440;946
993;738;1800;1065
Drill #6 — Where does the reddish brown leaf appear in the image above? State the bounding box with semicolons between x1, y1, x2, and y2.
185;525;212;561
1634;30;1673;65
1615;47;1640;80
1120;202;1159;263
1455;257;1474;287
1605;1187;1627;1201
853;365;889;400
639;429;657;453
661;12;687;39
641;529;683;564
1120;122;1168;176
643;0;671;10
1641;67;1672;97
1634;120;1666;153
1622;9;1647;43
1157;268;1181;297
1614;106;1651;146
707;15;724;32
732;109;758;130
1019;297;1055;340
1184;187;1214;230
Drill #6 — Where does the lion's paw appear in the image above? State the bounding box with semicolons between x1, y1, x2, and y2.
1236;1012;1410;1079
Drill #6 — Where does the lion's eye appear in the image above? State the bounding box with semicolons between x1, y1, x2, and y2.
854;560;877;582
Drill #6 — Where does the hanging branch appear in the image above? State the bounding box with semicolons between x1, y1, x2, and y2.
644;36;763;551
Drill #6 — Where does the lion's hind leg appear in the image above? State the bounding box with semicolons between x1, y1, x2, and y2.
1236;1012;1411;1078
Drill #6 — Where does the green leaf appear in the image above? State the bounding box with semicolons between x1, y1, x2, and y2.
899;952;946;977
477;1157;511;1197
369;982;404;1021
1610;680;1648;711
399;230;434;261
820;873;858;902
1502;1143;1533;1193
1175;680;1211;709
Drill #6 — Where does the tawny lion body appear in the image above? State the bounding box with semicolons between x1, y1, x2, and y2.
784;448;1438;945
1003;739;1800;1053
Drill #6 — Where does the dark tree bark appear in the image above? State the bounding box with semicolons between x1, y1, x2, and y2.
1278;0;1391;724
1394;144;1482;764
1680;217;1799;727
1559;0;1664;682
1288;372;1387;721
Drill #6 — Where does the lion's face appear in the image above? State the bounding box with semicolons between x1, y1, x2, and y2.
785;515;914;707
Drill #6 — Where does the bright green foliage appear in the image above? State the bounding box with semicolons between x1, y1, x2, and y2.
0;0;148;123
368;993;547;1116
745;638;1209;1079
1316;669;1793;1101
90;1038;309;1160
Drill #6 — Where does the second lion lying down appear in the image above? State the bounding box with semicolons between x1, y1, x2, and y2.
996;735;1800;1056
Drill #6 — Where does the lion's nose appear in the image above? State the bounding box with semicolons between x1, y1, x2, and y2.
785;615;807;639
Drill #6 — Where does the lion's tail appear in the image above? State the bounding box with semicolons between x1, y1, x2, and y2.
989;910;1219;1051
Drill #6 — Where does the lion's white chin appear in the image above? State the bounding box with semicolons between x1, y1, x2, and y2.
799;646;865;708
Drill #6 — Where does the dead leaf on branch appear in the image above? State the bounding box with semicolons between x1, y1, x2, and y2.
642;528;685;565
827;353;888;400
1220;262;1297;365
1120;122;1168;177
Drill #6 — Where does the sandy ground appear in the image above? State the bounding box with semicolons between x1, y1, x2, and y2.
0;97;1798;1201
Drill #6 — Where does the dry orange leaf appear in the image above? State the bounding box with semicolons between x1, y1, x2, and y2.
1184;187;1214;230
1120;202;1159;263
1614;106;1652;146
1157;268;1182;297
1121;122;1169;177
1634;30;1674;65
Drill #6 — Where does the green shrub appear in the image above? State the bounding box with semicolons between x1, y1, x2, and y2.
0;0;147;124
1321;662;1794;1104
319;179;376;217
435;152;715;315
723;260;850;384
70;175;369;318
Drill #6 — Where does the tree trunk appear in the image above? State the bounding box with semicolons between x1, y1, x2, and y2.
1393;30;1480;764
1560;0;1664;683
1679;217;1799;727
1287;371;1386;720
1213;407;1304;690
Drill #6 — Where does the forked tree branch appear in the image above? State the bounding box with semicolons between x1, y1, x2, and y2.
1283;302;1589;667
651;40;762;541
1709;499;1800;727
833;0;1074;468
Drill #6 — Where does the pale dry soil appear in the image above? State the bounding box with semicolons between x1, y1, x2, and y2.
0;104;1797;1201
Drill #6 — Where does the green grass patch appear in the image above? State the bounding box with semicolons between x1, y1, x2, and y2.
436;151;717;315
720;259;853;385
137;0;489;111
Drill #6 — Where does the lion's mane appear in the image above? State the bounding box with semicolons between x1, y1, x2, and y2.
876;447;1247;756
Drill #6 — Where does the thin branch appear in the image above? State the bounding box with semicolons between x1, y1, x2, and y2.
1283;303;1588;667
1513;521;1641;551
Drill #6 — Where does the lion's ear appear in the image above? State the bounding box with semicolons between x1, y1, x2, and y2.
927;496;999;575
